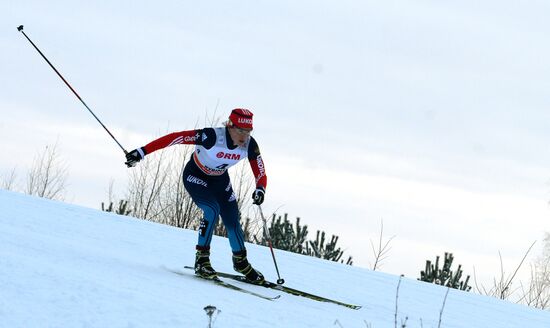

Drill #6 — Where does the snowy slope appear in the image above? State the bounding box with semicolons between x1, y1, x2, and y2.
1;189;549;328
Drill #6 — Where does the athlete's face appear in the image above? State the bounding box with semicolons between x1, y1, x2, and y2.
228;126;252;147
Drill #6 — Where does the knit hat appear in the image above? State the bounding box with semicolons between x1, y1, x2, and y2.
229;108;254;129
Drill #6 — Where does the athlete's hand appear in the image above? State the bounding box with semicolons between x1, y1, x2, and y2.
252;188;265;205
125;148;144;167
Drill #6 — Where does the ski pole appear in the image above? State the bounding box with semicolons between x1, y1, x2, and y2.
258;205;285;285
17;25;128;155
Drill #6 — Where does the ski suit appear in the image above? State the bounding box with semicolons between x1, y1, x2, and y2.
141;127;267;252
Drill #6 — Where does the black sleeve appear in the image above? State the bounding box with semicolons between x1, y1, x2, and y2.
247;137;261;160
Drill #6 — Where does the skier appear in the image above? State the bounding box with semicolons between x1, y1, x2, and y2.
124;108;266;283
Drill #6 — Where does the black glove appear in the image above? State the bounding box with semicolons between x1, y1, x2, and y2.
125;148;144;167
252;188;265;205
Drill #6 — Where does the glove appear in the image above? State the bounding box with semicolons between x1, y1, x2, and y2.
125;148;145;167
252;188;265;205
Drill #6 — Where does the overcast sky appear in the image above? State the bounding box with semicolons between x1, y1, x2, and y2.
3;0;550;287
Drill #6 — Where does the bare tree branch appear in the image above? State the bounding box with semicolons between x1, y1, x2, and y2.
370;218;395;271
26;142;68;200
1;168;17;191
474;241;536;300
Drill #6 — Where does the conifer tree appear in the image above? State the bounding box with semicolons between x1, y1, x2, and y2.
420;252;471;291
305;230;353;265
101;200;132;216
256;213;309;254
258;213;353;265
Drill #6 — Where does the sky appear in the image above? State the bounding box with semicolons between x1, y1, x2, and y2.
3;0;550;287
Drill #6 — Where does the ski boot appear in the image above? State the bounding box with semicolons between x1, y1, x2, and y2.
194;247;217;280
232;250;265;283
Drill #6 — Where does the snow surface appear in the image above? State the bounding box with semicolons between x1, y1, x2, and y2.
1;189;549;328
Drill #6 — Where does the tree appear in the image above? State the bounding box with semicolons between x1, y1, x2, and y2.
125;143;203;229
255;213;309;254
101;200;132;215
420;252;471;291
126;146;169;220
518;261;550;309
154;145;202;229
305;230;353;265
26;142;68;200
474;241;536;300
370;219;395;271
517;236;550;309
1;168;17;191
257;213;353;265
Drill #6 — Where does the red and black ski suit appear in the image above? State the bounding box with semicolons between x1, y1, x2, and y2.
139;127;267;253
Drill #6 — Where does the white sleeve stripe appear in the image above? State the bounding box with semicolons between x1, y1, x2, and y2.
167;136;184;147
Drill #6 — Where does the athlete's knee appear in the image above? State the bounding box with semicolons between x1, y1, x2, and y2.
199;203;220;221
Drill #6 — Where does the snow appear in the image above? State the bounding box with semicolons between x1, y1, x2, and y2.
1;189;549;328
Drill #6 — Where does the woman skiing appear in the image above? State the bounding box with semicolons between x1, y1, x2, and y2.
125;108;266;282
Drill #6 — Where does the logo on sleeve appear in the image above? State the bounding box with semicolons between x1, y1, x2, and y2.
256;155;265;177
184;133;200;143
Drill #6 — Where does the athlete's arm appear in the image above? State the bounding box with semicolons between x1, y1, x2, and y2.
248;137;267;190
142;128;216;155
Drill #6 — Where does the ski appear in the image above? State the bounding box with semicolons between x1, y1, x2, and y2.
183;266;361;310
166;267;280;301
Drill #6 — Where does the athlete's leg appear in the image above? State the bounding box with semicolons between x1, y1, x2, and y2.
216;178;246;252
182;171;220;250
216;176;264;282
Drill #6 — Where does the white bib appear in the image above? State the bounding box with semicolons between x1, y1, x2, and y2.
193;128;249;176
